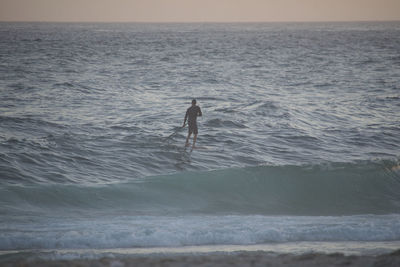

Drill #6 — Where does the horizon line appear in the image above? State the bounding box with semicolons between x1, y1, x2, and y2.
1;19;399;24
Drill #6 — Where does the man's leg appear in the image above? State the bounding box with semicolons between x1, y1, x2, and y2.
192;134;197;147
185;132;192;146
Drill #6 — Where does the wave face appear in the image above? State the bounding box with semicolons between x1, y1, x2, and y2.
1;161;400;217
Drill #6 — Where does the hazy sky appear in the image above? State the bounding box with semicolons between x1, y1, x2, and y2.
1;0;400;22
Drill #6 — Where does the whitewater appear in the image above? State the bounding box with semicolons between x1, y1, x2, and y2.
0;22;400;259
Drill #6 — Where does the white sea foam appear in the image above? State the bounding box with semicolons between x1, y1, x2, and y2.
1;215;400;250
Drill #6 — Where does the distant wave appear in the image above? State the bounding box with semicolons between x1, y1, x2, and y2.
1;160;399;216
205;118;247;128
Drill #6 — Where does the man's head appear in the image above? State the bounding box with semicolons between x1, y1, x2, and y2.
192;99;196;105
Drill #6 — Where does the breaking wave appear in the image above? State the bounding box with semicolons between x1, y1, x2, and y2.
1;160;400;216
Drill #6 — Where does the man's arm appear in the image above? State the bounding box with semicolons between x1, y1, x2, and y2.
183;110;188;127
198;107;202;117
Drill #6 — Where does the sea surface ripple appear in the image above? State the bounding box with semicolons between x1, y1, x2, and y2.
1;22;399;185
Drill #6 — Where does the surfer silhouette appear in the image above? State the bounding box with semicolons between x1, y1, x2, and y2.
182;99;202;148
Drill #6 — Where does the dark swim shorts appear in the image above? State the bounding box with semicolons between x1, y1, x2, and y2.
188;121;198;135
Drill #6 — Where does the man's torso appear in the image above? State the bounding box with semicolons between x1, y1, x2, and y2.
187;106;200;123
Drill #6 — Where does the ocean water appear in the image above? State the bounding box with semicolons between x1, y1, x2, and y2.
0;22;400;259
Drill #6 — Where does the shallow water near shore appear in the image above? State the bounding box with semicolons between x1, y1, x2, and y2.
1;243;400;267
2;241;400;259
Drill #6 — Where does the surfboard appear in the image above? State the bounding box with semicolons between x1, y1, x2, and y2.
184;144;208;150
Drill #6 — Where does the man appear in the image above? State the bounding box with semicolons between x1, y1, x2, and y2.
182;99;202;147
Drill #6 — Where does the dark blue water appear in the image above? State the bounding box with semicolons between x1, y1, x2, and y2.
0;22;399;251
